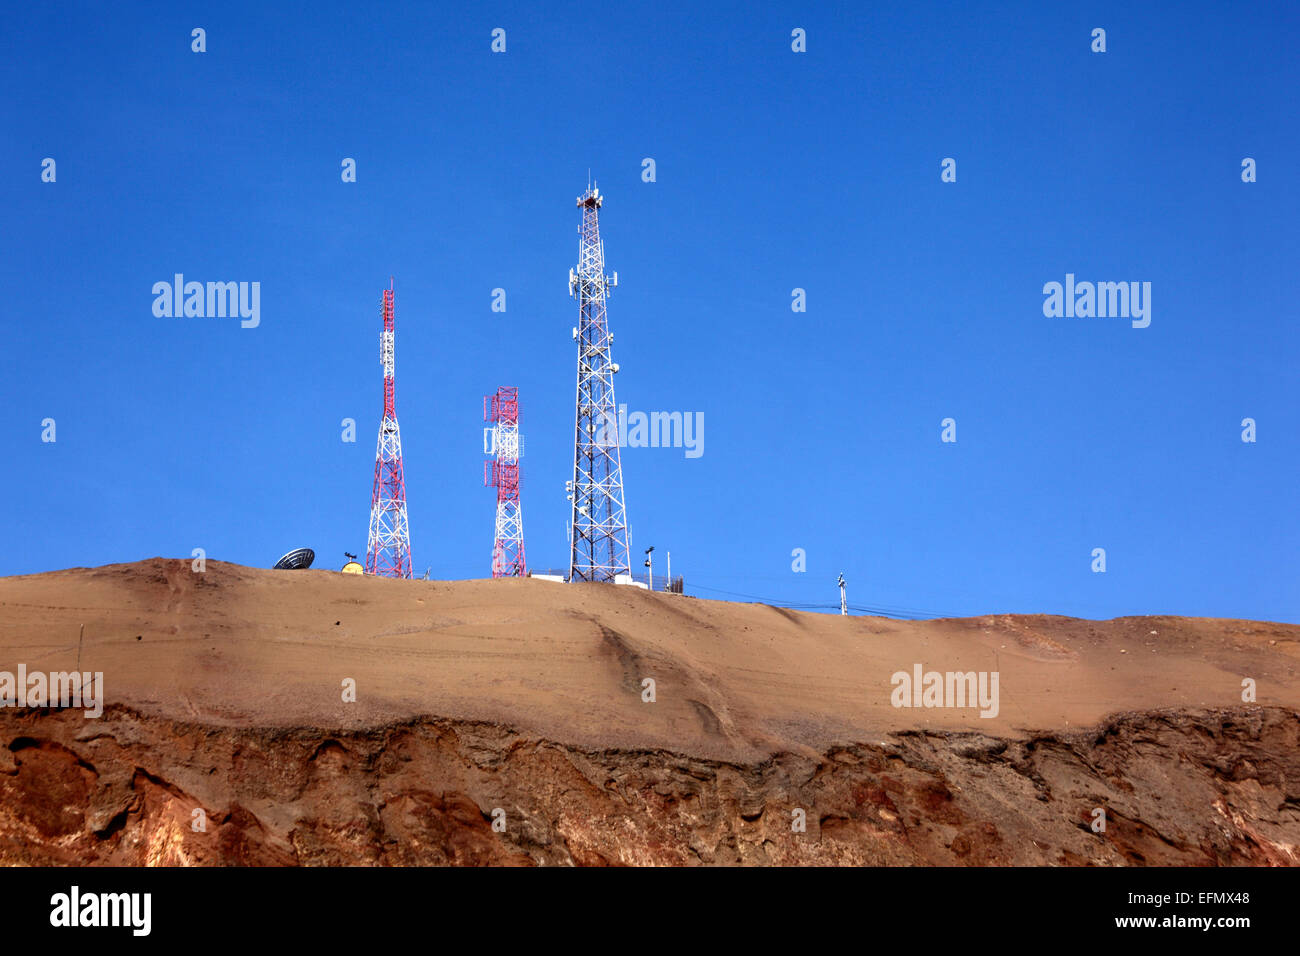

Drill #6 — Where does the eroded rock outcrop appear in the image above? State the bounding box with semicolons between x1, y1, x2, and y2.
2;705;1295;866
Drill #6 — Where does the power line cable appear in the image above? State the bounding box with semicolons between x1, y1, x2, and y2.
685;582;955;620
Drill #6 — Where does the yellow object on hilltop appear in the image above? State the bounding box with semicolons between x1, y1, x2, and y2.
341;552;364;575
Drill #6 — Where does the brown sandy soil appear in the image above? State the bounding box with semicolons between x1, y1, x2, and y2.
0;558;1297;865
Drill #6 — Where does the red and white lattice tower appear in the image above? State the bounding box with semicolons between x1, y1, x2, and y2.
484;386;525;578
365;281;413;578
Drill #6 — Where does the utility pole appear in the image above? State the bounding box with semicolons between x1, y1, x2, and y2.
567;181;631;583
644;545;654;591
365;280;413;578
837;573;847;616
666;550;671;590
484;386;526;577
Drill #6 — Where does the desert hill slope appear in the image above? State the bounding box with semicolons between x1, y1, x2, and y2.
2;558;1296;758
0;559;1296;865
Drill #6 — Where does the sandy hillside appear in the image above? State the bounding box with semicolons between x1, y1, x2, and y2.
1;558;1295;762
2;559;1298;866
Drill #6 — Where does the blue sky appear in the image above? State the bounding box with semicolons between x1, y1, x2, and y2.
1;2;1296;622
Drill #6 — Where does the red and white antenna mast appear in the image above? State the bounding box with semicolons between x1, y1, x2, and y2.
484;386;525;577
366;280;413;578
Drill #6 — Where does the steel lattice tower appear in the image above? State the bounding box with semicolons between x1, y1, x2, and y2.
484;386;526;578
365;282;413;578
568;184;631;582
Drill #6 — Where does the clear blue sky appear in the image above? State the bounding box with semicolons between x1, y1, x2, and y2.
2;2;1296;622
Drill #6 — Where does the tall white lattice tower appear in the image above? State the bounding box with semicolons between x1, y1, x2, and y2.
484;386;525;577
365;281;413;578
567;183;631;582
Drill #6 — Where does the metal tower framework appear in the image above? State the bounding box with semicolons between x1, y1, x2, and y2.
484;386;526;578
366;282;413;578
568;184;631;582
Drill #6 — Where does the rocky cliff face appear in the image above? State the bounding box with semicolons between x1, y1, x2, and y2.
3;705;1296;866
